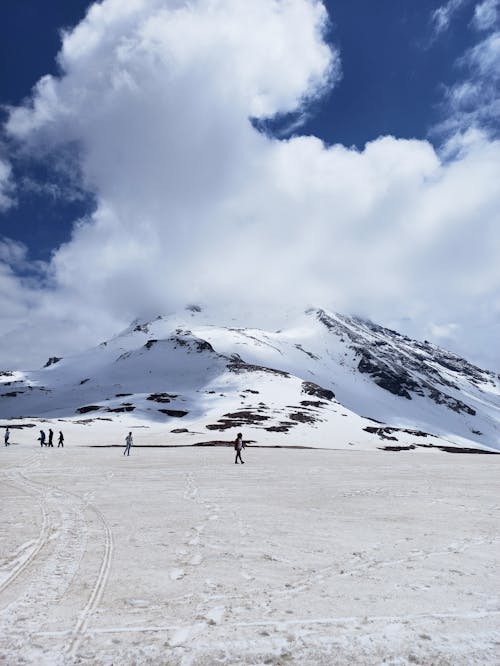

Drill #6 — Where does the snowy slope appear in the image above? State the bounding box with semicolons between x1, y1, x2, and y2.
0;307;499;450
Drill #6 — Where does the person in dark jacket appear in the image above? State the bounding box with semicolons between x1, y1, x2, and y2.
38;430;46;447
58;431;64;448
4;428;9;446
234;432;245;464
48;429;54;447
123;432;133;456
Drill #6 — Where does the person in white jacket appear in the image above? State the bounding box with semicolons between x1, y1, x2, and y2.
123;432;133;456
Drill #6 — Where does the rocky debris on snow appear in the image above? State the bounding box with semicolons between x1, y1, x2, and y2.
300;400;327;408
288;410;318;424
133;323;150;333
206;409;271;431
106;404;135;413
76;405;101;414
158;409;188;417
265;422;296;432
115;393;132;397
44;357;62;368
186;304;202;313
171;428;189;433
0;423;36;429
144;339;158;349
295;343;319;360
147;393;178;403
427;388;476;415
228;356;290;377
364;426;430;441
315;308;492;413
301;381;335;401
358;352;420;399
380;442;499;455
0;371;14;377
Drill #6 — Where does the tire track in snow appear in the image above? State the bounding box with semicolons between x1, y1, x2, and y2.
66;503;113;658
13;470;114;659
1;457;114;660
0;453;51;597
0;478;50;596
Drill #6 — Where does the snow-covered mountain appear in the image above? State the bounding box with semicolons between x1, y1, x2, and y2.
1;307;499;451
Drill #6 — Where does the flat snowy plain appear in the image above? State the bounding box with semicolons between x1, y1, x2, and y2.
1;436;499;665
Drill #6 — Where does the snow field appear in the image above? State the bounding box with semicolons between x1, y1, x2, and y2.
0;442;499;665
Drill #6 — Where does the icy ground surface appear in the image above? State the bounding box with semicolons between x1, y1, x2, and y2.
1;444;499;665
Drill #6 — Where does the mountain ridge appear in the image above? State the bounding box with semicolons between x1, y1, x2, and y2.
1;307;499;451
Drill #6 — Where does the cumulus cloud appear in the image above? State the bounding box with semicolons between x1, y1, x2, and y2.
1;0;500;371
0;157;14;211
436;2;500;137
473;0;499;30
431;0;470;35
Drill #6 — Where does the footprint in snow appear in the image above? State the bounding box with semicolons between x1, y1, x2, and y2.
170;568;185;581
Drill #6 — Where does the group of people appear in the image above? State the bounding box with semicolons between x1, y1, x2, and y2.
122;430;247;462
38;429;64;448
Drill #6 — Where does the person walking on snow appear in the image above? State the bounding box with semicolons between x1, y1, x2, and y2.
47;429;54;447
58;431;64;448
123;432;133;456
234;432;245;464
4;428;9;446
38;430;46;447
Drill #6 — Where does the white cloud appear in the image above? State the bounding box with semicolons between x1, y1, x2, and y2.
1;0;500;371
431;0;470;35
437;29;500;135
0;157;14;211
473;0;499;30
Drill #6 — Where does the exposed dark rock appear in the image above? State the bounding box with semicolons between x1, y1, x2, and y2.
206;409;271;431
0;423;36;429
171;428;189;433
186;304;202;313
80;378;90;385
147;393;177;403
294;344;319;360
115;393;132;397
228;359;290;377
76;405;101;414
288;411;317;424
133;323;150;333
427;388;475;415
300;400;326;408
379;445;416;451
265;425;292;432
242;389;260;394
1;391;23;397
106;405;135;413
357;354;419;399
364;425;430;440
158;409;188;417
44;357;62;368
433;445;498;454
222;410;270;421
301;381;335;401
0;371;13;377
144;339;158;349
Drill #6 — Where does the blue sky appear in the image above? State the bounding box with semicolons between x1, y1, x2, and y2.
0;0;499;369
0;0;492;260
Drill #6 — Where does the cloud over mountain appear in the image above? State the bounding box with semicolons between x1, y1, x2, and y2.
1;0;499;371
